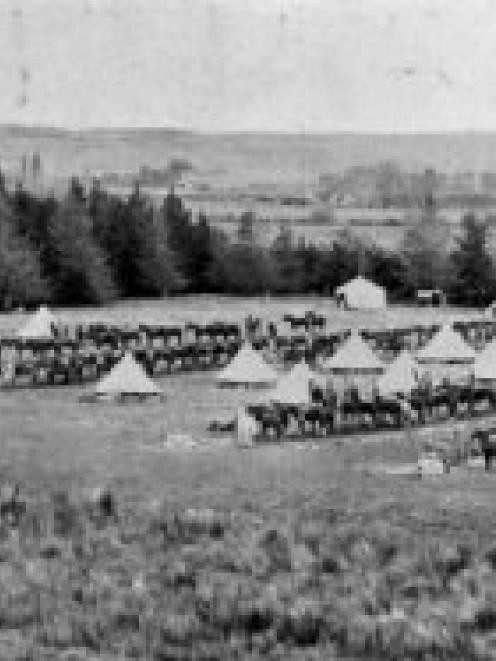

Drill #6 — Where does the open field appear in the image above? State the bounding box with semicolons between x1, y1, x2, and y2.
2;299;496;658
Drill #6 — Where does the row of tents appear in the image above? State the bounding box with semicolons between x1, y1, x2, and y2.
6;306;496;402
6;317;496;416
217;324;496;404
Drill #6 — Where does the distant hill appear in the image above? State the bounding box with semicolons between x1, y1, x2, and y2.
3;125;496;184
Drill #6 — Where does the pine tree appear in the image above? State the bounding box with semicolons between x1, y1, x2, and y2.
401;227;448;292
44;187;117;304
91;184;184;298
208;243;276;295
237;211;255;243
0;195;49;309
271;225;304;293
449;213;496;306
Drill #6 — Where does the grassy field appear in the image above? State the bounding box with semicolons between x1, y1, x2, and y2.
1;299;496;659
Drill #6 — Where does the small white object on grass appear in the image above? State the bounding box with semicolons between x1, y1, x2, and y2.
467;455;485;468
417;452;446;475
132;573;145;593
164;433;197;449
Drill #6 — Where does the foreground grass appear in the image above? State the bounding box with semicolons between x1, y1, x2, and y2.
2;445;496;659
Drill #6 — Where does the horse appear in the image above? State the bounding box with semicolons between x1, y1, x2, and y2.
471;428;496;470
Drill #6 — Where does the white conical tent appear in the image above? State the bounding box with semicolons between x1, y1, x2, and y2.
378;351;419;396
416;325;476;363
474;340;496;380
322;332;384;373
217;343;278;387
91;352;163;397
18;305;57;339
269;359;322;405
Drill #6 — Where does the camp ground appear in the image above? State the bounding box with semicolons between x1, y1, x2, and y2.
0;301;492;392
4;304;496;444
3;294;496;661
8;6;496;657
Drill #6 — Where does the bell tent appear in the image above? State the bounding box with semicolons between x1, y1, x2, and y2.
323;332;384;374
85;352;164;401
17;305;57;340
378;351;418;397
217;343;278;388
269;359;322;405
416;325;476;364
415;324;476;384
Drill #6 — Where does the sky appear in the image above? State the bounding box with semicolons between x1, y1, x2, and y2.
1;0;496;132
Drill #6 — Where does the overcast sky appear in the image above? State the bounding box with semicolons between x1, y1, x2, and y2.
1;0;496;132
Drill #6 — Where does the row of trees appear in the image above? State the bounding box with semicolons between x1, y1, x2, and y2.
0;174;495;309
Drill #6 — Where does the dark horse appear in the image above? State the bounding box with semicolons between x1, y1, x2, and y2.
471;428;496;470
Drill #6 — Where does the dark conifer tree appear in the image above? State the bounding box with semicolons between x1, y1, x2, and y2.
449;213;496;306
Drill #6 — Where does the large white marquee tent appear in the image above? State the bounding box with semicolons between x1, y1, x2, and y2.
335;276;387;310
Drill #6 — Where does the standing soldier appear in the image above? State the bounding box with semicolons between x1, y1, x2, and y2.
236;406;257;448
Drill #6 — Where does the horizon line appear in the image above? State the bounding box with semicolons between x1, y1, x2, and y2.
3;122;496;137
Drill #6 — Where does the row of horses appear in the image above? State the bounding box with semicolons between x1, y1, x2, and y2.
1;343;241;388
5;310;496;391
235;384;496;440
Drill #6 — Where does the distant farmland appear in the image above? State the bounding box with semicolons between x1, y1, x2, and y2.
183;203;496;251
6;124;496;251
207;215;409;250
99;181;496;250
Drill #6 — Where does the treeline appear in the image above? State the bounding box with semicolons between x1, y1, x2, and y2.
0;173;495;309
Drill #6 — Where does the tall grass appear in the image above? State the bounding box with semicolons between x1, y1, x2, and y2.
0;474;495;659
